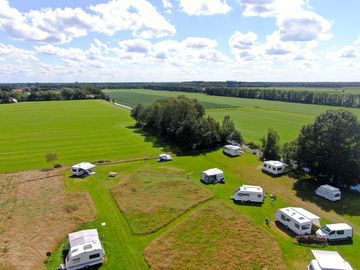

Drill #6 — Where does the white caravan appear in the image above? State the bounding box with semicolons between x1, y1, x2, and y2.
231;185;265;203
262;160;288;175
276;207;320;235
58;229;105;270
71;162;96;177
308;250;353;270
315;185;341;201
201;168;225;184
158;154;173;162
223;145;243;157
316;223;353;241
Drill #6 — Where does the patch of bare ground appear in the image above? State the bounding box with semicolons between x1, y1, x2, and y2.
0;169;95;270
112;166;213;235
145;201;287;270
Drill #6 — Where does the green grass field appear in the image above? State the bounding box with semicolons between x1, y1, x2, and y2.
0;100;162;173
1;99;359;270
105;89;360;144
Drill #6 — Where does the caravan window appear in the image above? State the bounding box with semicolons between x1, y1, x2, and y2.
334;193;340;198
280;214;286;221
295;223;300;229
302;224;310;230
258;194;262;198
72;258;80;263
337;230;344;235
89;253;100;260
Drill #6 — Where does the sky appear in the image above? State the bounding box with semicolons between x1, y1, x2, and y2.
0;0;360;82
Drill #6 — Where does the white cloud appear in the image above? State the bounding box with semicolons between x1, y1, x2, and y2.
0;43;38;63
179;0;231;16
182;37;218;49
0;0;176;43
229;31;258;50
119;39;152;54
162;0;173;9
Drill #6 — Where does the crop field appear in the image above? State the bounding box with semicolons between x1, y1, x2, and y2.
0;100;162;173
0;100;359;270
105;89;360;144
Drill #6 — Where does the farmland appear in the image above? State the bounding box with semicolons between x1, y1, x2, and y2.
105;89;360;144
0;99;359;270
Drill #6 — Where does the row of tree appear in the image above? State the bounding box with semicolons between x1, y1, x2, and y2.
131;96;243;151
261;110;360;187
205;87;360;108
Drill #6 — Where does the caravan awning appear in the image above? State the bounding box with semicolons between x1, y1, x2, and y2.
292;207;320;227
312;250;353;270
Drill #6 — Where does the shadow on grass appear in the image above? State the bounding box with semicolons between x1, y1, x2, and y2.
291;170;360;217
274;220;298;238
232;200;263;207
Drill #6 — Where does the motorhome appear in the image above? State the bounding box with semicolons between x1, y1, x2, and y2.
71;162;96;177
316;223;353;241
57;229;105;270
315;185;341;201
231;185;265;203
262;160;288;175
308;250;353;270
201;168;224;184
275;207;320;235
223;145;243;157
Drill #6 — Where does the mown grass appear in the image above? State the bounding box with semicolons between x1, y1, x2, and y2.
105;89;360;143
112;166;212;235
0;100;162;173
145;200;287;270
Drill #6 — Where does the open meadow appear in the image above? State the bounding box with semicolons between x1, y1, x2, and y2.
105;89;360;144
0;99;359;270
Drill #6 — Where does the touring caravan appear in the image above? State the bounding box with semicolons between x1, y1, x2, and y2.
201;168;225;184
315;185;341;201
231;185;265;203
223;145;243;157
275;207;320;235
71;162;96;177
58;229;105;270
158;154;173;162
262;160;288;175
308;250;353;270
316;223;353;241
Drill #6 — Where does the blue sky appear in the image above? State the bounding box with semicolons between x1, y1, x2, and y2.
0;0;359;82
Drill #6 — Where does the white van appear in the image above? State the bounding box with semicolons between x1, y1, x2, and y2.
71;162;96;177
223;145;243;157
262;160;288;175
308;250;353;270
315;185;341;201
316;223;353;241
231;185;265;203
201;168;225;184
275;207;320;235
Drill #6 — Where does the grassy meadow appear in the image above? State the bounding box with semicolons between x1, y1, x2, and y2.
105;89;360;144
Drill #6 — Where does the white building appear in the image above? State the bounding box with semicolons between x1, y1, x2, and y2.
201;168;224;184
308;250;353;270
58;229;105;270
223;145;243;157
276;207;320;235
316;223;353;241
262;160;288;175
231;185;265;203
71;162;96;177
315;185;341;201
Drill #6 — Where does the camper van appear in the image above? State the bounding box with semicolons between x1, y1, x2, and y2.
315;185;341;201
58;229;105;270
262;160;288;175
231;185;265;203
71;162;96;177
201;168;224;184
316;223;353;241
308;250;353;270
275;207;320;235
223;145;243;157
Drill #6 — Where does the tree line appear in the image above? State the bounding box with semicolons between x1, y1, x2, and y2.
131;96;243;151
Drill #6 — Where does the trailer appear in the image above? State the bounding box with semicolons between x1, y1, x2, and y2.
201;168;224;184
223;145;243;157
316;223;353;241
308;250;353;270
231;185;265;203
57;229;105;270
315;185;341;201
262;160;288;175
275;207;320;235
71;162;96;177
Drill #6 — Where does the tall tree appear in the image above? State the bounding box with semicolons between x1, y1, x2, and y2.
261;129;281;160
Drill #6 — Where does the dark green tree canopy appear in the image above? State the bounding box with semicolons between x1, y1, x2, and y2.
288;110;360;186
131;96;242;151
261;128;281;161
